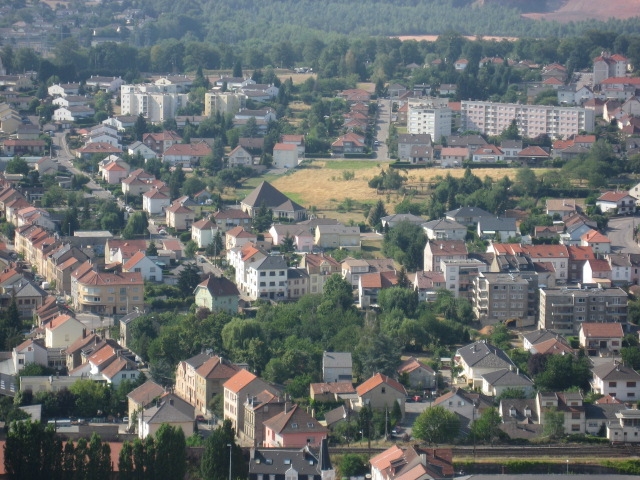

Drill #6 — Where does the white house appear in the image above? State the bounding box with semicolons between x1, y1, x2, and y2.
246;255;288;301
596;192;636;214
591;362;640;402
127;141;158;160
454;341;516;388
322;352;353;383
122;251;163;282
272;143;299;169
12;338;47;373
52;106;95;122
143;188;170;215
191;218;218;248
227;146;253;168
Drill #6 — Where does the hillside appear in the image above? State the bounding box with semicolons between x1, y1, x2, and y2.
522;0;640;23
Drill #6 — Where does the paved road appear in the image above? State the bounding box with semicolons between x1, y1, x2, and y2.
374;99;391;161
606;216;640;253
51;131;114;200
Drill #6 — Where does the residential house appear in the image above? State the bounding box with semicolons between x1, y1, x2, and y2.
481;369;534;397
310;382;356;403
380;214;425;230
263;404;329;448
472;144;504;163
118;311;143;350
596;192;636;214
477;217;518;240
71;263;144;315
138;393;194;439
175;353;239;415
127;380;165;428
369;445;454;480
354;373;406;415
241;182;306;221
315;224;360;250
322;352;353;383
607;409;640;443
227;146;253;168
75;142;122;160
105;239;147;264
44;314;85;349
546;199;581;218
165;202;194;230
445;206;493;226
243;391;287;447
454;341;516;388
439;147;468;167
65;331;101;371
579;322;624;355
246;255;288;301
52;106;95;122
424;240;468;272
12;338;47;373
163;142;212;167
583;258;613;285
281;134;305;157
2;139;46;157
431;387;494;428
580;230;611;253
122;251;162;282
272;143;299;169
127;141;157;160
223;369;280;439
191;218;218;249
397;134;433;161
422;218;467;240
226;226;257;250
397;357;436;390
608;253;632;286
100;160;129;185
194;275;240;314
300;254;341;295
269;224;314;252
412;270;446;302
331;133;366;155
212;208;252;232
143;131;182;155
121;169;158;196
359;270;398;308
537;391;585;435
248;439;335;480
143;188;170;215
286;268;308;300
591;362;640;402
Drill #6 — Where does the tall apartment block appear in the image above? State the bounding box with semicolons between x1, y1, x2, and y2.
461;101;594;139
408;100;452;140
538;286;628;335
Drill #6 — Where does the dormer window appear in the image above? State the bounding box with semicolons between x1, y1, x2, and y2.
291;423;298;429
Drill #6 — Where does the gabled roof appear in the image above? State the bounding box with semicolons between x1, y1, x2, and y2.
581;230;610;244
518;146;549;157
456;341;515;369
597;191;634;202
263;404;329;436
195;275;240;297
398;357;435;375
580;322;624;338
426;239;468;255
592;362;640;381
196;355;239;380
143;393;194;424
356;373;407;396
242;181;303;211
223;369;258;393
360;270;398;289
481;368;533;387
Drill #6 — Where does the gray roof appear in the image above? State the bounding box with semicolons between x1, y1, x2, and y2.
254;255;288;271
522;329;561;346
316;224;360;235
422;218;466;230
592;362;640;381
185;353;213;369
242;181;305;212
249;440;332;477
119;311;142;326
143;393;194;424
501;140;523;149
477;216;517;232
584;403;626;421
481;369;533;387
323;352;352;369
380;213;425;224
397;133;432;145
446;206;492;219
500;398;538;423
456;341;515;369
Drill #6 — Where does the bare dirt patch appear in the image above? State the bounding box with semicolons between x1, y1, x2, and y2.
522;0;640;22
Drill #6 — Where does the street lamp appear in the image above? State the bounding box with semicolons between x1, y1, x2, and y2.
566;459;569;475
227;444;233;480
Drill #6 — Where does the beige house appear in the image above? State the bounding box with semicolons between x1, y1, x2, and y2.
138;393;194;439
579;322;624;355
397;357;436;390
175;353;239;415
191;218;218;248
223;369;279;439
44;314;85;349
227;146;253;167
354;373;406;416
71;262;144;315
315;224;361;250
165;203;194;230
127;380;165;429
225;226;257;250
272;143;299;169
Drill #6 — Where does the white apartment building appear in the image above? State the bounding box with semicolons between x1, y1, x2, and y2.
204;91;247;116
408;101;452;139
461;101;595;139
121;84;189;123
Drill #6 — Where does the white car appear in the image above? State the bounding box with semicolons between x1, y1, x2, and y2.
158;229;167;235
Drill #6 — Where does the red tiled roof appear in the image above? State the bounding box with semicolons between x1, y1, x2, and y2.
356;372;406;396
598;191;633;202
580;322;624;338
223;369;257;393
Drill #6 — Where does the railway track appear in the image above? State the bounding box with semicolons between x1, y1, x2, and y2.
328;444;640;458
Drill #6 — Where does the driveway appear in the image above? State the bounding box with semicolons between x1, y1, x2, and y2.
606;216;640;253
52;131;113;200
374;99;392;161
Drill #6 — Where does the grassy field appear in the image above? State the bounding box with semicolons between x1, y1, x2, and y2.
271;160;551;212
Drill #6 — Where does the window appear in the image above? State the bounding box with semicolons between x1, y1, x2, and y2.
571;424;580;432
628;382;637;388
609;382;617;388
571;412;581;419
381;387;386;393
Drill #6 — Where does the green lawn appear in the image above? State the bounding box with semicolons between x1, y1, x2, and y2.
282;192;306;205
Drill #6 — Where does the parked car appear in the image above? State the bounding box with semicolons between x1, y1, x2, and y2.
158;229;167;235
196;415;205;422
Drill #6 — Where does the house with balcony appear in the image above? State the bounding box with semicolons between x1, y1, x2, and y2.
359;270;398;308
579;322;624;355
212;208;252;232
424;240;468;272
246;255;288;301
300;254;341;295
607;409;640;443
596;192;636;214
227;146;253;168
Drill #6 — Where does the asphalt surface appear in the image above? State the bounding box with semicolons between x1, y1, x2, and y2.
606;216;640;253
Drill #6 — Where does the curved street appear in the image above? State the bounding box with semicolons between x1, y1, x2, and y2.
606;216;640;254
